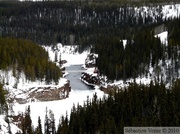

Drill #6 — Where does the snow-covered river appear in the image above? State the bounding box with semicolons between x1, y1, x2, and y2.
12;44;105;131
13;64;104;129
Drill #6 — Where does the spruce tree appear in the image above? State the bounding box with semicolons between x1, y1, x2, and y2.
35;116;43;134
22;106;33;134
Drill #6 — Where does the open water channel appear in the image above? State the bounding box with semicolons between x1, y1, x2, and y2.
65;65;93;90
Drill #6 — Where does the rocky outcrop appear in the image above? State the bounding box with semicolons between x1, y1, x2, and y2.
14;81;71;104
100;85;119;95
80;72;100;87
29;81;71;102
85;53;98;68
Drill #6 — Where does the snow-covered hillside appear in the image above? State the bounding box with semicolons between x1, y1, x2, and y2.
18;1;180;20
0;69;69;103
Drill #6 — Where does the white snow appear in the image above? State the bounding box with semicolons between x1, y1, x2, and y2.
43;43;89;66
122;40;127;49
0;69;68;102
0;43;103;133
162;4;180;19
155;31;168;45
13;87;104;129
0;115;22;134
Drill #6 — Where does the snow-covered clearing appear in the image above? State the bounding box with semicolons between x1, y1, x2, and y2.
155;31;168;45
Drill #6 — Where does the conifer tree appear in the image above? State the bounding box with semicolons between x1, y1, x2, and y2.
44;107;50;134
22;106;33;134
0;83;6;106
49;110;56;134
35;116;43;134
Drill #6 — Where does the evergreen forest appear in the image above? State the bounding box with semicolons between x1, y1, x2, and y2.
0;37;62;83
0;1;174;46
96;18;180;81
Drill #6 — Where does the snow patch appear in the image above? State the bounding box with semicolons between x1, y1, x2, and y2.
155;31;168;45
0;115;22;134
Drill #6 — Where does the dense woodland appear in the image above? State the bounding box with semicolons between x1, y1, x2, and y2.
96;18;180;81
95;30;163;80
0;1;180;81
19;79;180;134
0;1;172;46
0;37;62;83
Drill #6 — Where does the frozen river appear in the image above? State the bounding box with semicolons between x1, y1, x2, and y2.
65;65;93;91
13;65;104;129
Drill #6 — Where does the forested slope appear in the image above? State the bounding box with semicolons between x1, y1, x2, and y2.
0;1;172;46
95;30;163;80
96;18;180;81
0;37;62;83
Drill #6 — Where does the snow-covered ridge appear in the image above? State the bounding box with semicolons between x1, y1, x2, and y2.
15;2;180;25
